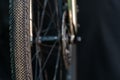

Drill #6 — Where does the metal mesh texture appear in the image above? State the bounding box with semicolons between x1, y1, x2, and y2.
9;0;33;80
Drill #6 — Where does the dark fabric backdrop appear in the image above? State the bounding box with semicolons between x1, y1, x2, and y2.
1;0;120;80
77;0;120;80
0;0;11;80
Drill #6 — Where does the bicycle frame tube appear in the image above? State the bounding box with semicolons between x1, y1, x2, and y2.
67;0;77;34
71;0;77;32
67;1;77;80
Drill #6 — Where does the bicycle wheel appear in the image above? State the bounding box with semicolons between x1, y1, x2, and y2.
9;0;77;80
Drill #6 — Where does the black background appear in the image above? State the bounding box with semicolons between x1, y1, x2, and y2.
77;0;120;80
0;0;11;80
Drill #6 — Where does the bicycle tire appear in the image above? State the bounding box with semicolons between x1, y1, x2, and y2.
9;0;33;80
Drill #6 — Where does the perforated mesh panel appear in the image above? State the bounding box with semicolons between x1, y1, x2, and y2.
9;0;33;80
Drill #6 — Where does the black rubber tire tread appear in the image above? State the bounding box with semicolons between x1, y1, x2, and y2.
9;0;33;80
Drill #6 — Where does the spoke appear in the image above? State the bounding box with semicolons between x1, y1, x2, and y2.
40;43;58;48
53;47;60;80
42;12;56;35
48;1;53;17
36;0;52;18
35;57;38;80
41;40;58;71
37;54;43;80
34;9;48;75
32;0;59;37
35;42;43;80
37;0;48;36
37;40;58;80
31;0;66;80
